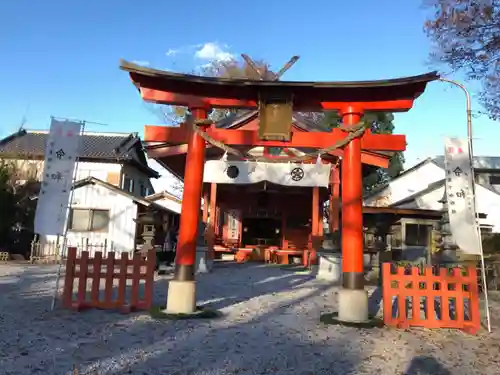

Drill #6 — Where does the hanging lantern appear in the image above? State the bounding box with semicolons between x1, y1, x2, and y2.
258;91;294;141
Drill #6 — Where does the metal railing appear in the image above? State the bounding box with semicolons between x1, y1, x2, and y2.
30;239;113;263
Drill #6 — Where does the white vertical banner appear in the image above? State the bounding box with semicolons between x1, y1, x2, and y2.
443;137;481;255
34;119;82;236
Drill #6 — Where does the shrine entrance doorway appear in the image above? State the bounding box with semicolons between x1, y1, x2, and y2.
242;217;281;248
208;181;326;265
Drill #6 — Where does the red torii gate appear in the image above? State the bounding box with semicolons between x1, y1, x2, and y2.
120;60;437;323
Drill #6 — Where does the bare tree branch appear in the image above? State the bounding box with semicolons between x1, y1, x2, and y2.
424;0;500;119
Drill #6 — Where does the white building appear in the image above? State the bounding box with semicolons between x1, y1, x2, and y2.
364;156;500;233
0;129;181;259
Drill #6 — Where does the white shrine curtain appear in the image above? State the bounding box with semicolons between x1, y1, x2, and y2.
203;160;331;187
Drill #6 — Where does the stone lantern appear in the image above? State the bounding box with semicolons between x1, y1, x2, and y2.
437;190;458;263
135;210;156;257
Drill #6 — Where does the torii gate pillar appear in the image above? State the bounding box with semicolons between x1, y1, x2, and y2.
337;105;368;323
165;108;209;314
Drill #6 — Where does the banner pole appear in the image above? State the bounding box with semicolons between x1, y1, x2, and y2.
50;120;85;311
439;78;491;333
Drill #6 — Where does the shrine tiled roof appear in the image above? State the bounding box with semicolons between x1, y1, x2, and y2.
215;110;393;160
0;129;159;177
216;110;331;132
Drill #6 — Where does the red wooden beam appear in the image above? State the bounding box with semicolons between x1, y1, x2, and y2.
144;126;190;144
140;88;257;109
206;128;406;151
140;88;415;112
146;143;216;157
320;100;414;112
144;126;406;152
263;147;390;167
148;144;189;156
146;143;390;168
358;152;390;168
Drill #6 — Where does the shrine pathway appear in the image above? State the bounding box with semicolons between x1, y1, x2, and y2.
1;262;500;375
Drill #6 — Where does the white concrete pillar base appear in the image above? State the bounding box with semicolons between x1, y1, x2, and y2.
165;280;196;314
337;288;369;323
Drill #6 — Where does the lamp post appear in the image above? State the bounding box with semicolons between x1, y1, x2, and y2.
439;77;491;333
438;78;473;151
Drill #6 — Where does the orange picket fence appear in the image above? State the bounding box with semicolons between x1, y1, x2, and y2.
382;263;481;334
62;247;156;313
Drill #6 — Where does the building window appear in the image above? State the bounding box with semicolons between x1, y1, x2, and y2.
139;183;146;196
69;209;110;232
481;225;493;235
489;175;500;186
122;175;134;193
405;223;432;246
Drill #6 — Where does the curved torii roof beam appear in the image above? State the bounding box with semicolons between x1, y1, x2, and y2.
120;60;439;112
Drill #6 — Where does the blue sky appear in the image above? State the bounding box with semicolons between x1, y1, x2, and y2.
2;0;499;167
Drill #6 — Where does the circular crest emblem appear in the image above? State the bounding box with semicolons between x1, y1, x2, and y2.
226;165;240;179
290;167;305;182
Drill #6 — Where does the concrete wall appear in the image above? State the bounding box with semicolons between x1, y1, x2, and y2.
41;183;138;256
364;161;445;207
121;163;155;197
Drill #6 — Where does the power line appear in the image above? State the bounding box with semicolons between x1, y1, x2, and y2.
50;116;109;127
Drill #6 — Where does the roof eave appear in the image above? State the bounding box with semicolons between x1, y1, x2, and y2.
120;60;439;90
146;191;182;204
73;177;153;206
120;60;439;106
0;129;27;147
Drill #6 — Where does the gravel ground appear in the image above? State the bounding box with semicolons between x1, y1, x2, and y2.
1;262;500;375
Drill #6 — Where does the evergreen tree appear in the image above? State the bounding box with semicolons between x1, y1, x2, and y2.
321;111;405;192
0;163;14;247
0;161;39;256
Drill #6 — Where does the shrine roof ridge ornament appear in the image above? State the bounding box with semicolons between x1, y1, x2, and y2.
120;59;440;108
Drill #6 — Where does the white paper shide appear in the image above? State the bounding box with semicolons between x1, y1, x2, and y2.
34;119;82;236
203;160;331;187
443;137;481;255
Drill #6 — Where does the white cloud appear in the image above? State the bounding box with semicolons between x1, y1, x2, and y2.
165;44;202;57
194;42;234;62
132;60;150;66
165;48;180;57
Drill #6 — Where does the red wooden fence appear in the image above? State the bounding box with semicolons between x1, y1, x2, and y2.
62;247;156;313
382;263;481;334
